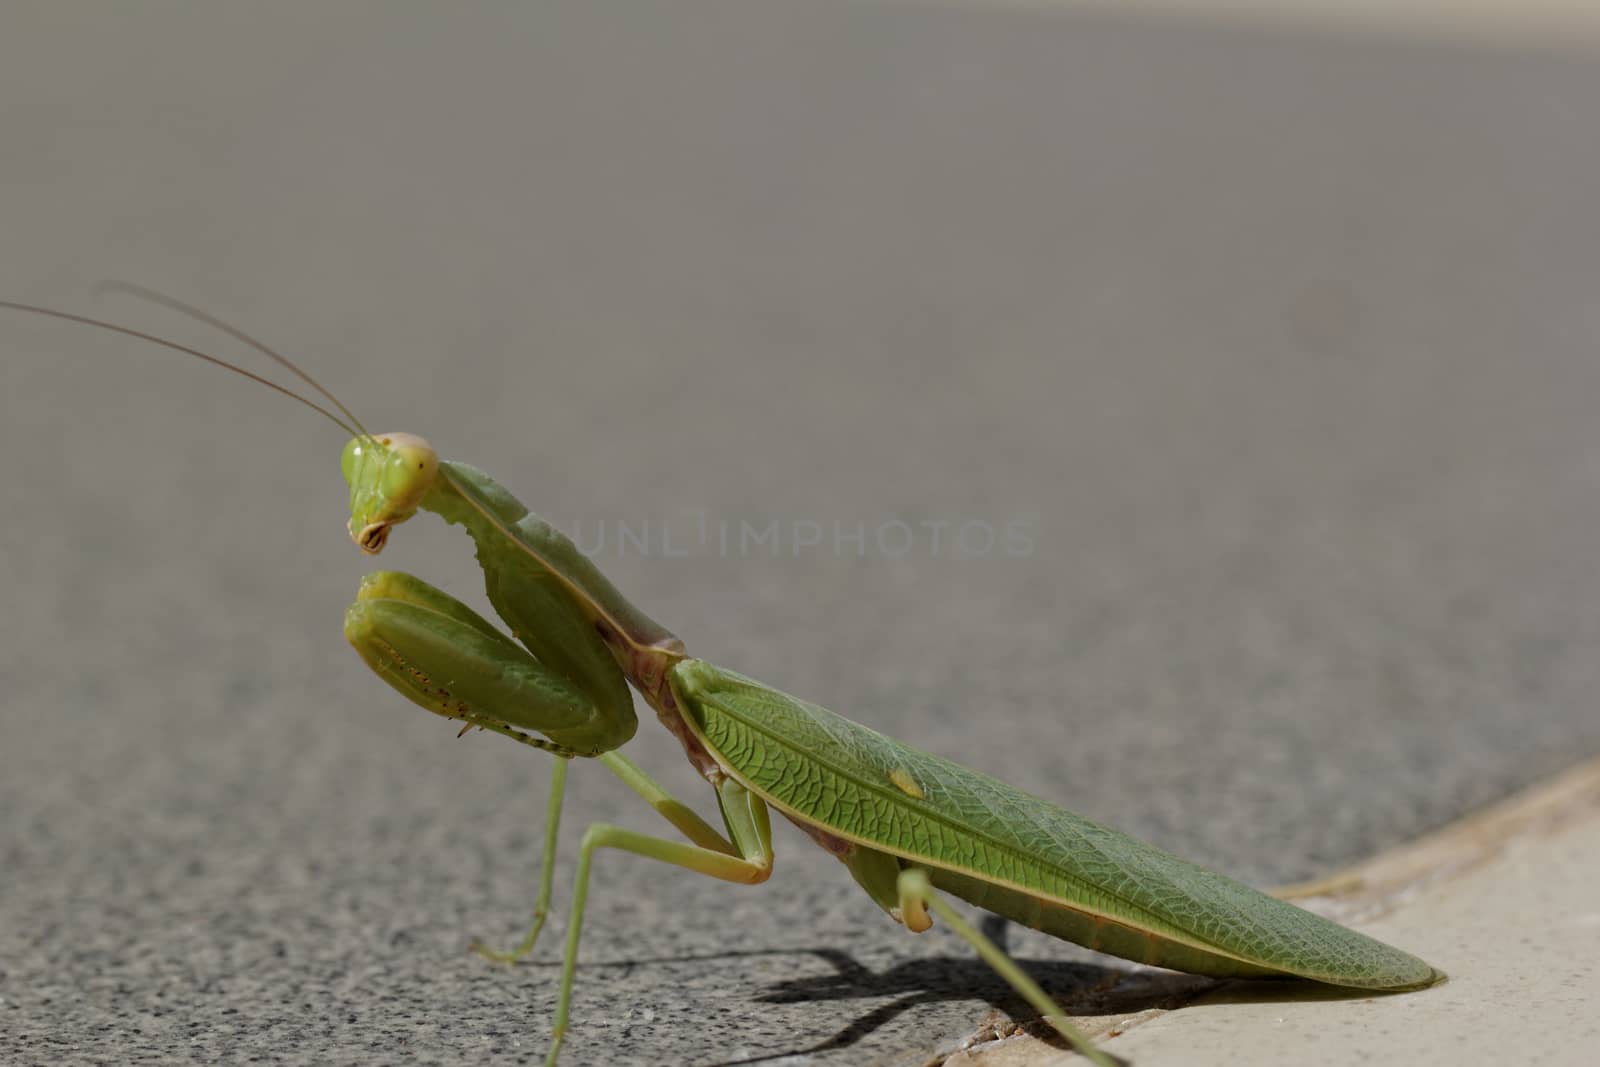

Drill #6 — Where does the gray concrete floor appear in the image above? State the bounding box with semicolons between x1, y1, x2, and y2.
2;5;1598;1065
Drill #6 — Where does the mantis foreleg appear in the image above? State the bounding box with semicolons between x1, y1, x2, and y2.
346;569;743;958
344;571;621;756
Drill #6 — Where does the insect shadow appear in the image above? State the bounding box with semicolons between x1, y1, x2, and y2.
561;915;1395;1066
561;918;1211;1065
731;953;1165;1065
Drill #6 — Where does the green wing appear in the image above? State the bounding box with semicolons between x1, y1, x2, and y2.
669;659;1441;990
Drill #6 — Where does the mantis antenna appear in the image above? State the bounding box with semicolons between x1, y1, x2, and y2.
93;281;374;441
0;295;364;438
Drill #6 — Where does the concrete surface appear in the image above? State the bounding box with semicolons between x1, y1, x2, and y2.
1002;0;1600;52
3;4;1599;1065
944;749;1600;1065
1101;792;1600;1066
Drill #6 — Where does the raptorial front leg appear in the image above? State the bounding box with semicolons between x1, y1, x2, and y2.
343;570;631;758
344;570;641;961
542;777;774;1067
895;869;1113;1067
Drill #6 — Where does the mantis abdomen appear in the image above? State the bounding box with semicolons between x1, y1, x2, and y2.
670;658;1443;991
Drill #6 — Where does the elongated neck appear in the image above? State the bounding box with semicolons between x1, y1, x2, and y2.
421;460;687;704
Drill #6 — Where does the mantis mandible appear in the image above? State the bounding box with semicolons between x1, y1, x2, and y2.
3;289;1444;1067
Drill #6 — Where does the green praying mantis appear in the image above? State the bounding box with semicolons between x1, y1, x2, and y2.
3;288;1443;1067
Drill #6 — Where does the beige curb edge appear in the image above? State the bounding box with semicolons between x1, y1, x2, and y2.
940;753;1600;1065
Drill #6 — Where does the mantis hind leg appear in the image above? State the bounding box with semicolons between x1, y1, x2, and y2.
896;868;1115;1067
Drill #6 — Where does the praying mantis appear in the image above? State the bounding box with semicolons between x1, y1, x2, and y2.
3;289;1443;1067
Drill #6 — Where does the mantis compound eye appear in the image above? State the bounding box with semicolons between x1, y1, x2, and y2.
379;432;439;499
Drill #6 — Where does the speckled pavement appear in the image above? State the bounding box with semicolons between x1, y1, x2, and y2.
3;5;1599;1066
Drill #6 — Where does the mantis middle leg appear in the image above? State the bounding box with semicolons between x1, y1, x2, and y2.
473;749;742;962
542;775;774;1067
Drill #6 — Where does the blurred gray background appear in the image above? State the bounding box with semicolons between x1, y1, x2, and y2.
3;4;1598;1065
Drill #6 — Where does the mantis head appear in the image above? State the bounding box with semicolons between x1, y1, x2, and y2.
342;432;440;554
